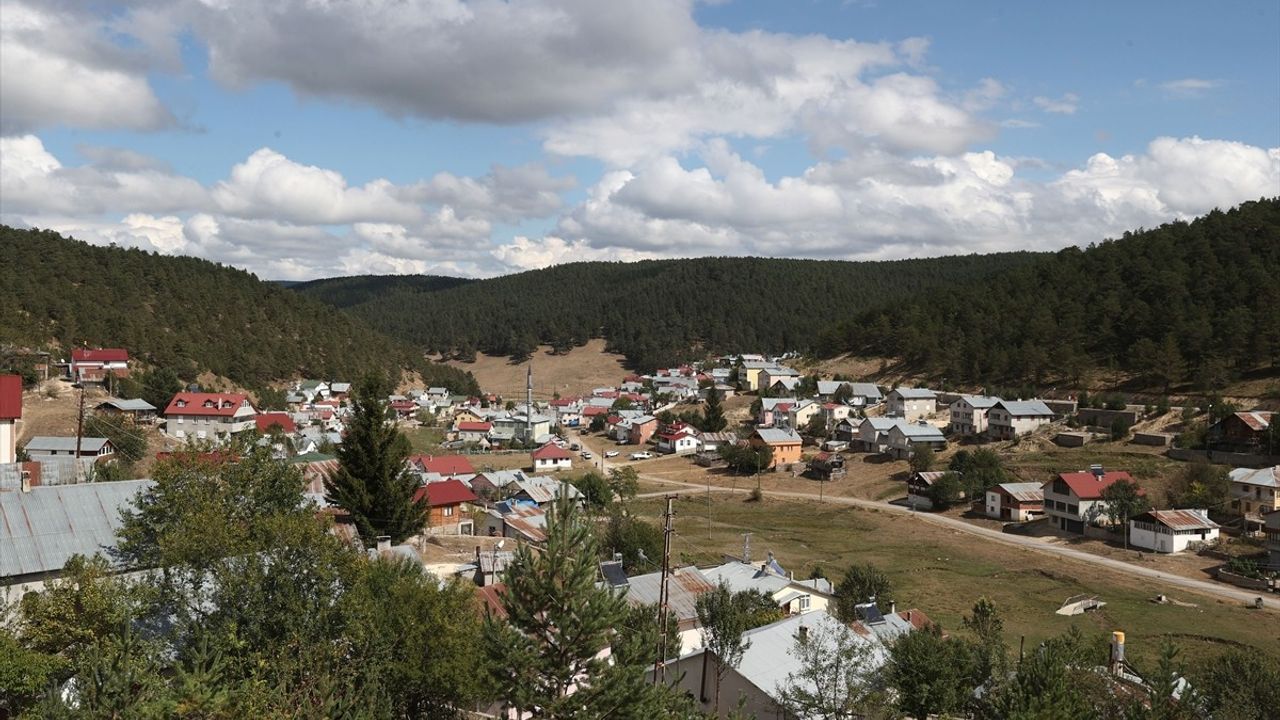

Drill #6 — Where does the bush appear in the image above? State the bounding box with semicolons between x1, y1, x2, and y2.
1110;417;1132;442
1226;556;1263;580
747;487;764;502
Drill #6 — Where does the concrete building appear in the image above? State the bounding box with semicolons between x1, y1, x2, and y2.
23;436;114;460
985;482;1045;522
949;395;1002;435
1042;469;1136;534
164;392;258;441
1128;509;1219;554
1227;465;1278;528
987;399;1054;440
885;388;937;422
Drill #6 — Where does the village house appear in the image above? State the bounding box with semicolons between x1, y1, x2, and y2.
94;398;157;422
1211;411;1275;453
987;399;1055;440
164;392;258;440
469;469;529;503
479;501;548;543
885;422;947;460
765;377;800;396
531;442;573;472
655;422;700;455
1042;468;1137;534
1226;465;1278;527
1;375;21;464
453;407;486;426
949;395;1002;436
254;412;297;435
455;421;493;445
696;431;737;455
787;399;821;431
664;609;887;720
626;415;659;445
508;475;581;509
750;427;803;469
985;482;1045;522
414;479;477;535
70;348;129;384
819;402;852;431
907;471;955;510
599;562;715;655
702;556;835;616
885;388;937;422
855;417;900;453
756;397;795;427
23;436;115;460
806;452;846;480
757;365;801;392
294;380;330;403
1128;509;1219;553
411;454;477;478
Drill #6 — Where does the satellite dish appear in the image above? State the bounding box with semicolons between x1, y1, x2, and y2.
496;540;507;550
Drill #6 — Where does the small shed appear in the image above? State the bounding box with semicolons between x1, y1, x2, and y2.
1132;432;1173;447
1054;431;1090;448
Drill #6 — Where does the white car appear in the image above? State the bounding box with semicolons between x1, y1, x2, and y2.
581;451;594;459
604;450;619;458
629;451;653;460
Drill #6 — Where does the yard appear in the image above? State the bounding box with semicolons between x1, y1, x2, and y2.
623;493;1280;668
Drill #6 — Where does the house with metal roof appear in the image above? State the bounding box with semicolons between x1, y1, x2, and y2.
1227;465;1278;525
750;427;803;469
885;422;947;459
1;374;22;465
94;398;157;420
1128;509;1219;553
701;557;834;616
855;417;902;453
885;388;938;422
949;395;1002;436
985;482;1045;522
478;503;547;544
661;609;888;720
599;563;716;654
23;436;115;460
1;478;152;594
987;399;1055;440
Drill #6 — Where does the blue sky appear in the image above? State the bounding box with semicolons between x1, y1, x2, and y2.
2;0;1276;279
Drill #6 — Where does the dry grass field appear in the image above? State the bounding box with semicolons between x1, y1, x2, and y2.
624;493;1280;668
440;339;629;399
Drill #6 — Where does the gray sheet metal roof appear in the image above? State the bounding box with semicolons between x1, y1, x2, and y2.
995;399;1054;417
0;479;151;579
616;566;714;622
97;398;156;412
996;482;1045;503
24;437;112;453
754;428;802;444
701;560;790;596
1229;466;1279;488
849;383;883;399
957;395;1002;409
892;388;936;399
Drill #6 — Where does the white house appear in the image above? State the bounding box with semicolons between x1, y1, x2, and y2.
1227;465;1278;524
787;399;821;431
885;388;937;422
1128;509;1219;553
655;424;700;455
856;417;901;453
885;422;946;459
949;395;1002;436
985;482;1045;522
1042;469;1137;534
987;399;1054;440
163;392;258;440
701;557;835;616
23;436;114;459
1;375;20;465
530;442;573;472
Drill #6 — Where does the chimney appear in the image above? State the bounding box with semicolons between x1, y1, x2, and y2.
376;535;391;554
476;545;482;561
21;469;32;493
890;600;897;615
798;625;808;641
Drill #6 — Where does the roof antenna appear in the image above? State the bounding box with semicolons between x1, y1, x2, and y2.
741;532;752;564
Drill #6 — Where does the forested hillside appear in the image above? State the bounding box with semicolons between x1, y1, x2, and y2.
818;199;1280;389
290;273;474;309
0;226;478;393
295;254;1040;370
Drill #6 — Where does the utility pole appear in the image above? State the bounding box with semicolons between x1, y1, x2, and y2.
741;532;752;564
525;365;533;443
654;494;677;684
74;382;86;482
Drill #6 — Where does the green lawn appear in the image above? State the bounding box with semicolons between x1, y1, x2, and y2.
626;494;1280;669
404;426;447;453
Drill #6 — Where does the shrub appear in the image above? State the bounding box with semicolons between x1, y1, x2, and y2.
747;487;764;502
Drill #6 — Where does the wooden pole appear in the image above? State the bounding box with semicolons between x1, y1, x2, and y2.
654;494;676;684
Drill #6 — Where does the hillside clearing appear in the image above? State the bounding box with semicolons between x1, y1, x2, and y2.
439;339;629;398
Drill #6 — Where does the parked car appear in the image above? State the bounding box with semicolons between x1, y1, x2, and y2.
604;450;619;458
581;451;593;459
629;451;653;460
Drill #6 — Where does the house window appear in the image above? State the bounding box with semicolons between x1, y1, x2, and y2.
444;506;455;517
798;595;811;611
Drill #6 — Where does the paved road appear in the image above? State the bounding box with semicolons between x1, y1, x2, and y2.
631;471;1277;611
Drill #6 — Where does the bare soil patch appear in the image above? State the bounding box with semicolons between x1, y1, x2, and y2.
439;339;629;398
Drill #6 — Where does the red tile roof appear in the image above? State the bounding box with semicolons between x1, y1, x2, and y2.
1055;471;1135;500
457;421;492;433
476;583;508;618
413;478;478;507
531;443;573;460
255;413;297;434
0;375;22;420
412;454;476;476
582;406;607;416
164;392;253;417
71;348;129;363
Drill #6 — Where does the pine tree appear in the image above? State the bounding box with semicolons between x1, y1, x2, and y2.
324;375;426;544
702;387;728;432
483;494;690;718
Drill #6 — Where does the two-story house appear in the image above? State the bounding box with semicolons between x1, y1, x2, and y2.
750;427;803;469
1041;468;1136;534
1227;465;1278;526
985;482;1044;522
885;388;937;422
1128;509;1219;554
70;348;130;384
885;422;946;460
1211;412;1274;452
655;423;700;455
164;392;258;440
787;399;821;431
987;399;1054;440
1265;509;1280;569
0;374;20;465
855;417;901;453
949;395;1002;436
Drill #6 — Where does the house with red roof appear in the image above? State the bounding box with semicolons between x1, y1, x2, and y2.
413;479;478;535
255;412;297;435
70;348;129;384
655;422;700;455
164;392;257;441
455;421;492;444
389;399;417;419
1041;468;1139;534
531;442;573;472
1;374;21;464
411;454;477;477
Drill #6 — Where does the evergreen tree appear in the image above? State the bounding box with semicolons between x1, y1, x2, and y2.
833;563;894;620
702;387;728;432
324;375;426;544
484;494;683;717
